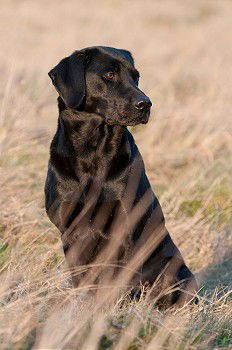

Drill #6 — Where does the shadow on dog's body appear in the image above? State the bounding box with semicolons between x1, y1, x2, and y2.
45;46;197;307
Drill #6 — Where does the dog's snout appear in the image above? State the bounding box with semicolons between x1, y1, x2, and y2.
134;98;152;111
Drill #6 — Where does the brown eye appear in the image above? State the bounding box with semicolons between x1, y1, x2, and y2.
104;72;114;79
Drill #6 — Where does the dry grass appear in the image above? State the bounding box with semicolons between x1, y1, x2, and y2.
0;0;232;349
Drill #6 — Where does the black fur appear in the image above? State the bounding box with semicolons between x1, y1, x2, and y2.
45;46;197;306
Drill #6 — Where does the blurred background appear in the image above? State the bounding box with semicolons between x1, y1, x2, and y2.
0;0;232;348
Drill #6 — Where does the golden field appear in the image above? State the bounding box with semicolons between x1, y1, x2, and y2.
0;0;232;349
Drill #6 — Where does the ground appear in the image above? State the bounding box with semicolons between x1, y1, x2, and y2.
0;0;232;349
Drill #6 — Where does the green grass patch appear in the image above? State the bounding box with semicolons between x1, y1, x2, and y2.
179;199;202;217
0;243;9;268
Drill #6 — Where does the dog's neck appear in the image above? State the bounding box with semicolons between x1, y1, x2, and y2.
58;102;127;148
52;99;133;179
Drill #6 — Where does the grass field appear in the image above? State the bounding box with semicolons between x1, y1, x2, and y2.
0;0;232;349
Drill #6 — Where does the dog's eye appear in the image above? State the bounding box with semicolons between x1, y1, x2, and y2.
104;72;114;80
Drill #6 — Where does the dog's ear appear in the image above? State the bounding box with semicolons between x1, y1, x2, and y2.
120;49;134;65
48;52;85;109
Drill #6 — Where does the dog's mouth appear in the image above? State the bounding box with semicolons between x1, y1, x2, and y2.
106;110;150;126
141;112;150;124
124;110;151;126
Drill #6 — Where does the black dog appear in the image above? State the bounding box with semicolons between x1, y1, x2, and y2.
45;46;197;306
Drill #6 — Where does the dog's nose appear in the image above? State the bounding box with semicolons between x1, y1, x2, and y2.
135;98;152;111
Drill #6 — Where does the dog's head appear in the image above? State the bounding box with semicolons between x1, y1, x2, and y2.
48;46;152;126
